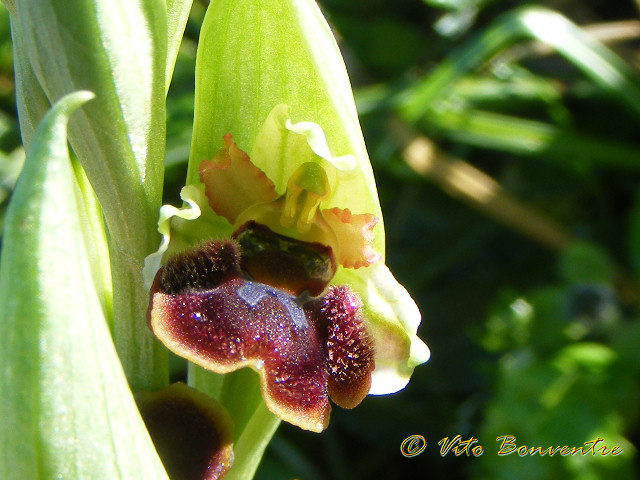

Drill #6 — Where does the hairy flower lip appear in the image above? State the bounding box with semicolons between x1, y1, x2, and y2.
148;276;331;432
147;234;376;432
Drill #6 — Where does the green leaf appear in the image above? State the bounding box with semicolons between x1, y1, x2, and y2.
0;148;25;233
12;0;167;241
0;92;168;479
165;0;193;94
71;157;114;328
11;0;169;389
9;14;50;148
427;108;640;171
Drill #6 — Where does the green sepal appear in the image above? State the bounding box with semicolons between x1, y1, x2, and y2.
189;0;383;253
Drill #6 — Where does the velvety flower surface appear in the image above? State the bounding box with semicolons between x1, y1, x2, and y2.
144;106;429;431
148;233;374;432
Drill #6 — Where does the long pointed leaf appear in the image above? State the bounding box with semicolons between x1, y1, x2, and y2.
9;14;49;149
0;92;168;480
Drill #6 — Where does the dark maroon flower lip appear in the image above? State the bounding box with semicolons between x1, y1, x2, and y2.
147;230;375;432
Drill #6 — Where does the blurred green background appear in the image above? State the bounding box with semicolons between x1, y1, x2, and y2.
2;0;640;479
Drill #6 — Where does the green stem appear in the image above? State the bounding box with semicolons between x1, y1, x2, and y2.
110;245;168;392
224;400;280;480
428;109;640;170
189;366;281;479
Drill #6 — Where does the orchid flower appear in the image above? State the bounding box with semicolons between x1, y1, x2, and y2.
144;1;430;443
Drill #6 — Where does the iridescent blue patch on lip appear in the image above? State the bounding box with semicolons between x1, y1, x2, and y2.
237;281;308;330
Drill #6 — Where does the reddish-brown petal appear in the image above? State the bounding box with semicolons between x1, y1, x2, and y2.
136;383;234;480
199;134;278;225
318;286;375;409
149;278;331;432
322;207;382;268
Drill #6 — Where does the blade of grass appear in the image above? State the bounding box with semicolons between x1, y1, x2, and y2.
391;119;572;250
428;108;640;170
402;6;640;123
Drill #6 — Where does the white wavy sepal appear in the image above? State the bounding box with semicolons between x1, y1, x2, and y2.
142;185;202;289
368;263;430;394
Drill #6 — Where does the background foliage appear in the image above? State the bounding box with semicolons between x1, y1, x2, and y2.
2;0;639;479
